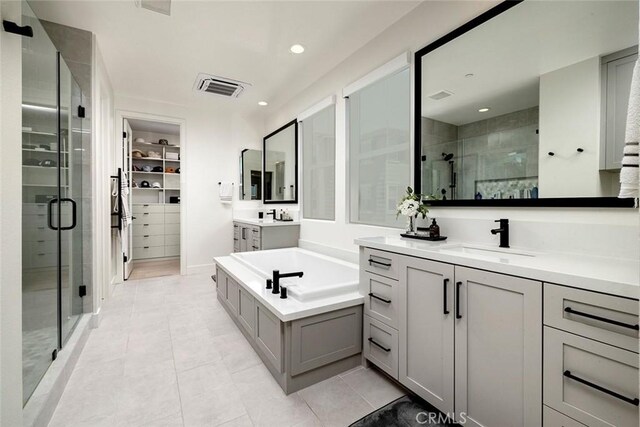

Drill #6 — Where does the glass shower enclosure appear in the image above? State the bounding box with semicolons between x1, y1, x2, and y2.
21;1;86;404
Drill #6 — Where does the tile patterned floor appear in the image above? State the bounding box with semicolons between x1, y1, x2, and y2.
48;273;404;427
129;259;180;281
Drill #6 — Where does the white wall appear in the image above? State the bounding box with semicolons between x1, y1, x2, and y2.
0;0;24;424
113;95;263;274
264;0;639;262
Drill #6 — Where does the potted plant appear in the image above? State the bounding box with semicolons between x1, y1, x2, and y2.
396;187;430;235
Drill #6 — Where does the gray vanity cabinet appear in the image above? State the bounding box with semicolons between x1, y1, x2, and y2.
398;257;455;415
454;267;542;427
233;221;300;252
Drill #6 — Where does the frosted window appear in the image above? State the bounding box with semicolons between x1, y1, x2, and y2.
349;68;411;227
302;105;336;220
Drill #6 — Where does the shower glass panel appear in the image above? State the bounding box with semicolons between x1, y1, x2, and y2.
21;0;84;404
21;1;60;404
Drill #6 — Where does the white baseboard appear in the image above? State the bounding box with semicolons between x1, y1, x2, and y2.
187;263;216;276
298;239;359;264
91;307;102;329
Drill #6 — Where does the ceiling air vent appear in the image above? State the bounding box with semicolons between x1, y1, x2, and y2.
193;73;250;98
428;90;453;101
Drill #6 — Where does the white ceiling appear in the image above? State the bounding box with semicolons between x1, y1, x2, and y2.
421;0;639;126
30;0;421;114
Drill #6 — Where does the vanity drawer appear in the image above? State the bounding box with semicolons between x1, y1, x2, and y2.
164;234;180;246
132;204;164;214
363;247;399;281
132;213;164;225
133;234;164;248
164;205;180;213
363;271;398;329
544;283;639;353
543;406;585;427
164;223;180;235
133;246;165;259
363;315;398;379
544;326;639;427
251;239;261;251
133;224;164;236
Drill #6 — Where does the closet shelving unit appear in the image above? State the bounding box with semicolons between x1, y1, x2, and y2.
129;139;181;204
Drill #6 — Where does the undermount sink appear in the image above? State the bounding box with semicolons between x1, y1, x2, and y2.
439;244;536;260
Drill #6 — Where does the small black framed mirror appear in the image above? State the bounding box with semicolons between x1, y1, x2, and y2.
263;119;298;204
239;149;262;201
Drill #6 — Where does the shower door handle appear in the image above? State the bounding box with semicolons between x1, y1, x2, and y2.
59;198;77;230
47;198;59;230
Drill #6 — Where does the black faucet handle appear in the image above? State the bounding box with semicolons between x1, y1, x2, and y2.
280;287;287;299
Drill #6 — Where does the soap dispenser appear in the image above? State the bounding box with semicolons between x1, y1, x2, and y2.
429;218;440;238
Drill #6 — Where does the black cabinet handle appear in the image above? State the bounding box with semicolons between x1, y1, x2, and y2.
368;258;391;268
443;278;450;315
564;370;639;406
368;293;391;304
564;307;639;331
368;337;391;352
455;281;462;319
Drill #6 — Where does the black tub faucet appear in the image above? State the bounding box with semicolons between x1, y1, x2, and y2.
272;269;303;294
491;219;510;248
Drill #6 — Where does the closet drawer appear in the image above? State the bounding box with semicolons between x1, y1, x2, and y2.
132;204;163;214
23;225;56;242
164;223;179;235
164;213;180;224
23;240;57;254
133;224;164;236
165;234;180;246
23;203;48;215
363;247;399;281
132;213;164;225
544;283;639;352
133;234;164;248
164;205;180;213
363;315;398;379
165;245;180;257
133;246;165;259
544;326;639;427
363;271;398;329
543;406;585;427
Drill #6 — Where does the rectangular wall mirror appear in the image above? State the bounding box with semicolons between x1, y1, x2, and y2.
239;149;262;200
263;119;298;204
415;0;637;207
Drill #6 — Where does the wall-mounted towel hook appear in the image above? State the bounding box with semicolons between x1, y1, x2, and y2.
577;148;584;153
548;152;555;156
218;182;234;185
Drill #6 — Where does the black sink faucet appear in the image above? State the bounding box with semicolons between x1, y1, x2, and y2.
265;209;277;220
272;269;303;294
491;219;510;248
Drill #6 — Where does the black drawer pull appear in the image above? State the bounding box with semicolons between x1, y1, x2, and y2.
456;281;463;319
368;258;391;268
233;238;238;241
368;337;391;352
368;293;391;304
144;246;149;249
443;278;450;315
564;307;639;330
252;246;259;250
564;370;639;406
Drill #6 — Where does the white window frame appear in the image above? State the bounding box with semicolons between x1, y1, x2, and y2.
298;95;337;221
344;52;411;227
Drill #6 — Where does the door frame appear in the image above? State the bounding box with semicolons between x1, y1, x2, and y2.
113;110;187;281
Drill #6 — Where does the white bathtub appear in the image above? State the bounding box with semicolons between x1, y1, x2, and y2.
230;248;359;302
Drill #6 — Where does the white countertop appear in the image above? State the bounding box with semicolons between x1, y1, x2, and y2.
233;218;301;227
214;256;363;322
355;236;639;299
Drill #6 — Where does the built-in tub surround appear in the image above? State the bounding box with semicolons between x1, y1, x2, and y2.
214;248;363;394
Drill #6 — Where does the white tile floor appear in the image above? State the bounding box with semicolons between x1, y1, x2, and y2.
48;274;404;427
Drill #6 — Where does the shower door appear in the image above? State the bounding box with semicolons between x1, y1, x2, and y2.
21;0;85;404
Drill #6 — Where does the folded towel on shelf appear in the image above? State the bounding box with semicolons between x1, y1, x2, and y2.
619;58;640;200
219;182;233;204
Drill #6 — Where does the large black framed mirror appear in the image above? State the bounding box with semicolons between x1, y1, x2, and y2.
414;0;637;207
263;119;298;204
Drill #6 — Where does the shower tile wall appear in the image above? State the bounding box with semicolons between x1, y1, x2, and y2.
421;107;539;200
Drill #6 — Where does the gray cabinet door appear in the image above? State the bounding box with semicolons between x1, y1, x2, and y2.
454;267;542;427
240;226;249;252
237;286;256;338
216;267;227;299
255;301;283;373
225;276;239;315
398;257;454;415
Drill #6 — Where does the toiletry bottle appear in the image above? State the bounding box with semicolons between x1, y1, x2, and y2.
429;219;440;238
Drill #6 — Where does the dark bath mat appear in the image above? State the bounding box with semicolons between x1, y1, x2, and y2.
350;395;459;427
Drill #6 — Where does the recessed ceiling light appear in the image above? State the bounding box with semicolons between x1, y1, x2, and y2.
258;101;268;106
289;44;305;54
478;107;490;113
